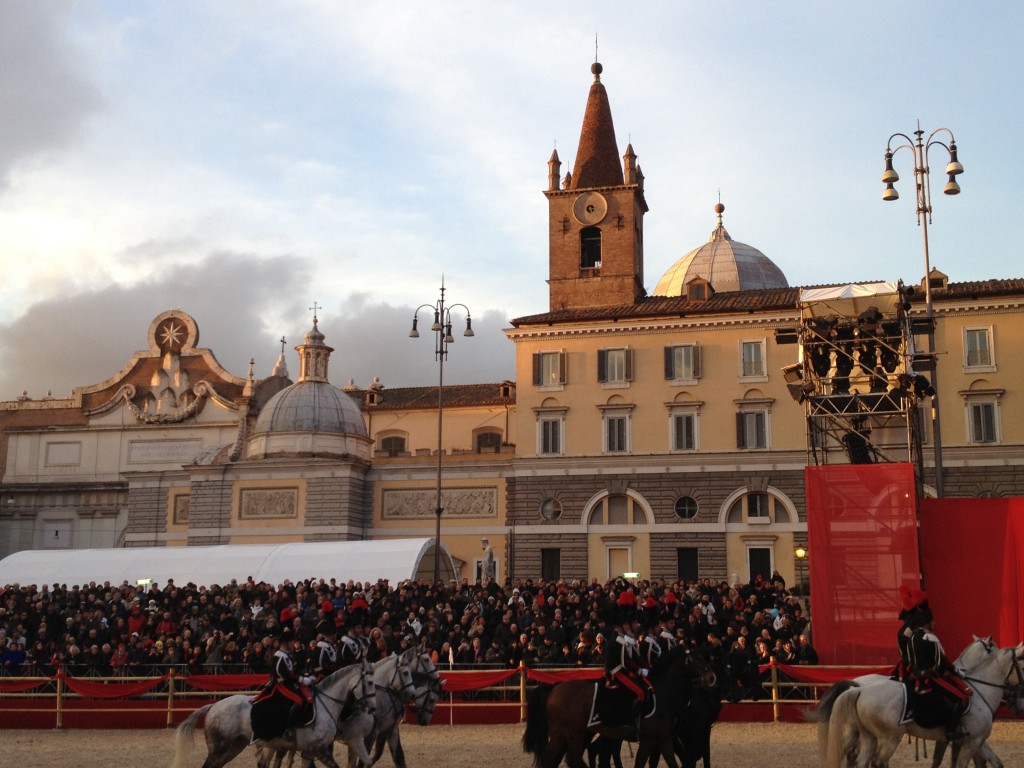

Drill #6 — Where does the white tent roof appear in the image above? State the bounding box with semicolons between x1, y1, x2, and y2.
0;538;456;589
799;282;901;318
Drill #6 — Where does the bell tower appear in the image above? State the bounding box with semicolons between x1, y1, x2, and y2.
545;62;648;312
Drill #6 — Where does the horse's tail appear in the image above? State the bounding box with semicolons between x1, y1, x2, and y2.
824;685;861;768
805;679;858;765
169;703;211;768
521;684;553;761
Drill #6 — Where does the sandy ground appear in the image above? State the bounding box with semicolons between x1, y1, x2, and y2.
0;721;1023;768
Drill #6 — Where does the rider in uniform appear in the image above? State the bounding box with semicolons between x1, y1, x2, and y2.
339;622;369;667
895;585;972;741
270;647;314;736
603;614;653;740
312;621;340;680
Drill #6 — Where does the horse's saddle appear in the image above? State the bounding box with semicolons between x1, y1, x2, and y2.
898;678;962;730
588;680;656;730
250;682;315;741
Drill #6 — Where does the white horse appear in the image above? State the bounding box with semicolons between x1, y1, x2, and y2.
822;637;1024;768
363;651;444;768
169;657;377;768
807;637;1002;766
273;648;423;768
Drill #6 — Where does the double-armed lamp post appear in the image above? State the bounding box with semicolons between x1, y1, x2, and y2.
409;279;474;585
882;124;963;498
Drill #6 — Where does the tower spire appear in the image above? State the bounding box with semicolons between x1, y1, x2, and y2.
570;60;623;188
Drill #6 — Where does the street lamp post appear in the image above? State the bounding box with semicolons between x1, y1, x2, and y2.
409;278;474;585
882;123;963;498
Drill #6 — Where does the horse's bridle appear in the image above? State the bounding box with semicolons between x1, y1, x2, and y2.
957;644;1024;715
378;653;417;703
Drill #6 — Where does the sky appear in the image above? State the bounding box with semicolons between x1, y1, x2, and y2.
2;2;1023;401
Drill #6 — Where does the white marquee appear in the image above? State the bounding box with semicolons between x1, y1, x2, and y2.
0;538;456;589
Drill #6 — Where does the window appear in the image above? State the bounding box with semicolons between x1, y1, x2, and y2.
475;430;503;452
727;492;780;524
740;339;766;379
964;328;994;370
598;348;633;384
747;493;770;518
688;283;707;301
671;411;698;451
379;435;406;457
540;498;562;521
539;416;563;455
533;351;567;387
674;496;698;520
664;344;702;382
541;549;561;581
580;226;602;270
605;414;629;453
736;409;768;449
588;494;646;526
969;401;998;443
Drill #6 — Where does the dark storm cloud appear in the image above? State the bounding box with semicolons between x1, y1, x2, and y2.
0;3;104;189
319;299;515;390
0;253;515;401
0;252;313;400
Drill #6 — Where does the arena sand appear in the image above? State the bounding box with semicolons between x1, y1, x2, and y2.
1;721;1023;768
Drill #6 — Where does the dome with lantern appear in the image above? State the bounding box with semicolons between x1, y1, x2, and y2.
247;316;370;460
653;203;789;297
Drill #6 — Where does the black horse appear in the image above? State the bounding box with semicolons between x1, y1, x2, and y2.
584;648;720;768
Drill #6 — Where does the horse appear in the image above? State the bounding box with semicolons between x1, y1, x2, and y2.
364;650;444;768
169;657;377;768
268;648;423;768
822;637;1024;768
524;647;716;768
806;637;1007;768
590;653;721;768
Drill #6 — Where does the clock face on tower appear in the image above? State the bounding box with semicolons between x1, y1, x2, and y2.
572;191;608;226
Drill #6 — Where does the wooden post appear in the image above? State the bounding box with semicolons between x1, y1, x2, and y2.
519;661;527;723
55;669;65;730
166;669;176;727
770;660;780;723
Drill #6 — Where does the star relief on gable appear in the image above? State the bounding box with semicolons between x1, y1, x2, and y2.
156;318;187;353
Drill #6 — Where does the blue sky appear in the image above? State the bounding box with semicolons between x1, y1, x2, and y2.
2;2;1022;399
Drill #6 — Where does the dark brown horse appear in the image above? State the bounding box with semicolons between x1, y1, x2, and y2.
523;648;716;768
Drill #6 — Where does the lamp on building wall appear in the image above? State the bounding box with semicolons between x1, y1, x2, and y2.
794;545;808;604
882;123;963;498
409;278;474;585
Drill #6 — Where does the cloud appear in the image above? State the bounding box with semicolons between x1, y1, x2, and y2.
0;249;515;401
0;3;103;189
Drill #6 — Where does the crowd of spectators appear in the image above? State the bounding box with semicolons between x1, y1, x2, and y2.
1;571;816;699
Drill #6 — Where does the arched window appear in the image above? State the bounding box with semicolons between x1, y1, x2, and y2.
580;226;602;270
726;491;791;524
474;429;503;452
587;493;649;525
379;434;407;457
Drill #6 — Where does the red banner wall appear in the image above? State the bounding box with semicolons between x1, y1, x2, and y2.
805;463;920;664
919;497;1024;655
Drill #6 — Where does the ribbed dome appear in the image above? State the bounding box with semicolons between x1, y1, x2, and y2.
654;204;789;296
253;381;367;436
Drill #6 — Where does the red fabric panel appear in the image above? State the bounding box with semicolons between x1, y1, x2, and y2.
438;669;517;692
919;497;1024;655
524;668;604;684
805;463;920;665
184;674;265;692
63;675;167;699
0;677;53;693
773;663;891;684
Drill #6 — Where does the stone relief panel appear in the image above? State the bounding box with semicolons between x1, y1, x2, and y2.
173;494;190;525
240;488;298;520
382;487;498;520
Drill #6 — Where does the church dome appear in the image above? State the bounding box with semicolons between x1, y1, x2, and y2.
246;316;371;460
253;381;367;436
654;203;789;296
